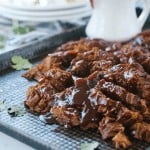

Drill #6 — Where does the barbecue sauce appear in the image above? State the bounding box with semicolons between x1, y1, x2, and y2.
40;78;100;128
69;78;99;128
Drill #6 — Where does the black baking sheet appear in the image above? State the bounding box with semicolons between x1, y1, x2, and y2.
0;25;86;72
0;20;150;150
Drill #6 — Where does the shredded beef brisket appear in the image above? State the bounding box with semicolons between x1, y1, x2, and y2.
23;30;150;149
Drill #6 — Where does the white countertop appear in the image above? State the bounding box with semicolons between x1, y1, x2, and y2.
0;132;35;150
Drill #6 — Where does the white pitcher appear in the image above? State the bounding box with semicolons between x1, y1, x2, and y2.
86;0;150;41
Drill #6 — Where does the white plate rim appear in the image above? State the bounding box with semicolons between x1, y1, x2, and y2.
0;11;91;22
0;5;91;17
0;1;86;11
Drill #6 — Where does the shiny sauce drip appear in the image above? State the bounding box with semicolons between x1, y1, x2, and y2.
66;78;99;128
39;78;100;127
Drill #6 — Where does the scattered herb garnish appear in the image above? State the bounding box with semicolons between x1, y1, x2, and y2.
0;100;26;117
0;36;5;49
13;26;34;35
80;142;99;150
11;55;33;70
0;42;4;49
7;105;26;117
0;36;4;41
0;100;6;112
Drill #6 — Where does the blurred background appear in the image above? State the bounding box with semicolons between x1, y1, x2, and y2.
0;0;91;54
0;0;149;55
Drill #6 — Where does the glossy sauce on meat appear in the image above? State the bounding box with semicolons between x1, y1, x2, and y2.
24;30;150;149
50;78;100;128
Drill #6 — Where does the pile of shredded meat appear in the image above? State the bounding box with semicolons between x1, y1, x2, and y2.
23;30;150;149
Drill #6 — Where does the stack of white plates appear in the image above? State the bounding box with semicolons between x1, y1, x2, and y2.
0;0;91;22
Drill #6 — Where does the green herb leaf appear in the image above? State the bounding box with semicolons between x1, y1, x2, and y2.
0;36;5;49
0;100;6;112
0;36;5;41
11;55;33;70
80;142;99;150
11;55;23;63
7;105;26;117
0;41;4;49
13;26;34;35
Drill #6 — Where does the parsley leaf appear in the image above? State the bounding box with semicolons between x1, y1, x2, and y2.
80;142;99;150
0;100;26;117
0;36;4;41
0;42;4;49
13;26;34;35
0;100;6;112
0;36;5;49
7;105;26;117
11;55;33;70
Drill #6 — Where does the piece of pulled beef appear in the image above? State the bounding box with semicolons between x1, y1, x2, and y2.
23;30;150;149
103;63;150;100
25;68;73;114
113;44;150;73
90;50;119;73
99;117;125;139
131;49;150;74
130;122;150;143
50;78;101;129
69;47;100;77
23;50;77;81
44;68;73;91
49;78;142;130
24;80;56;114
97;79;150;122
112;131;132;149
50;106;80;127
131;30;150;50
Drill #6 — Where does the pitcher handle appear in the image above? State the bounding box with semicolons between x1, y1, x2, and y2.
137;0;150;28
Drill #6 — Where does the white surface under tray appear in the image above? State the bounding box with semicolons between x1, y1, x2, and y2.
0;132;35;150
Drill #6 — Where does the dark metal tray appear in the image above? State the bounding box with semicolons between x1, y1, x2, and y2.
0;25;86;72
0;22;150;150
